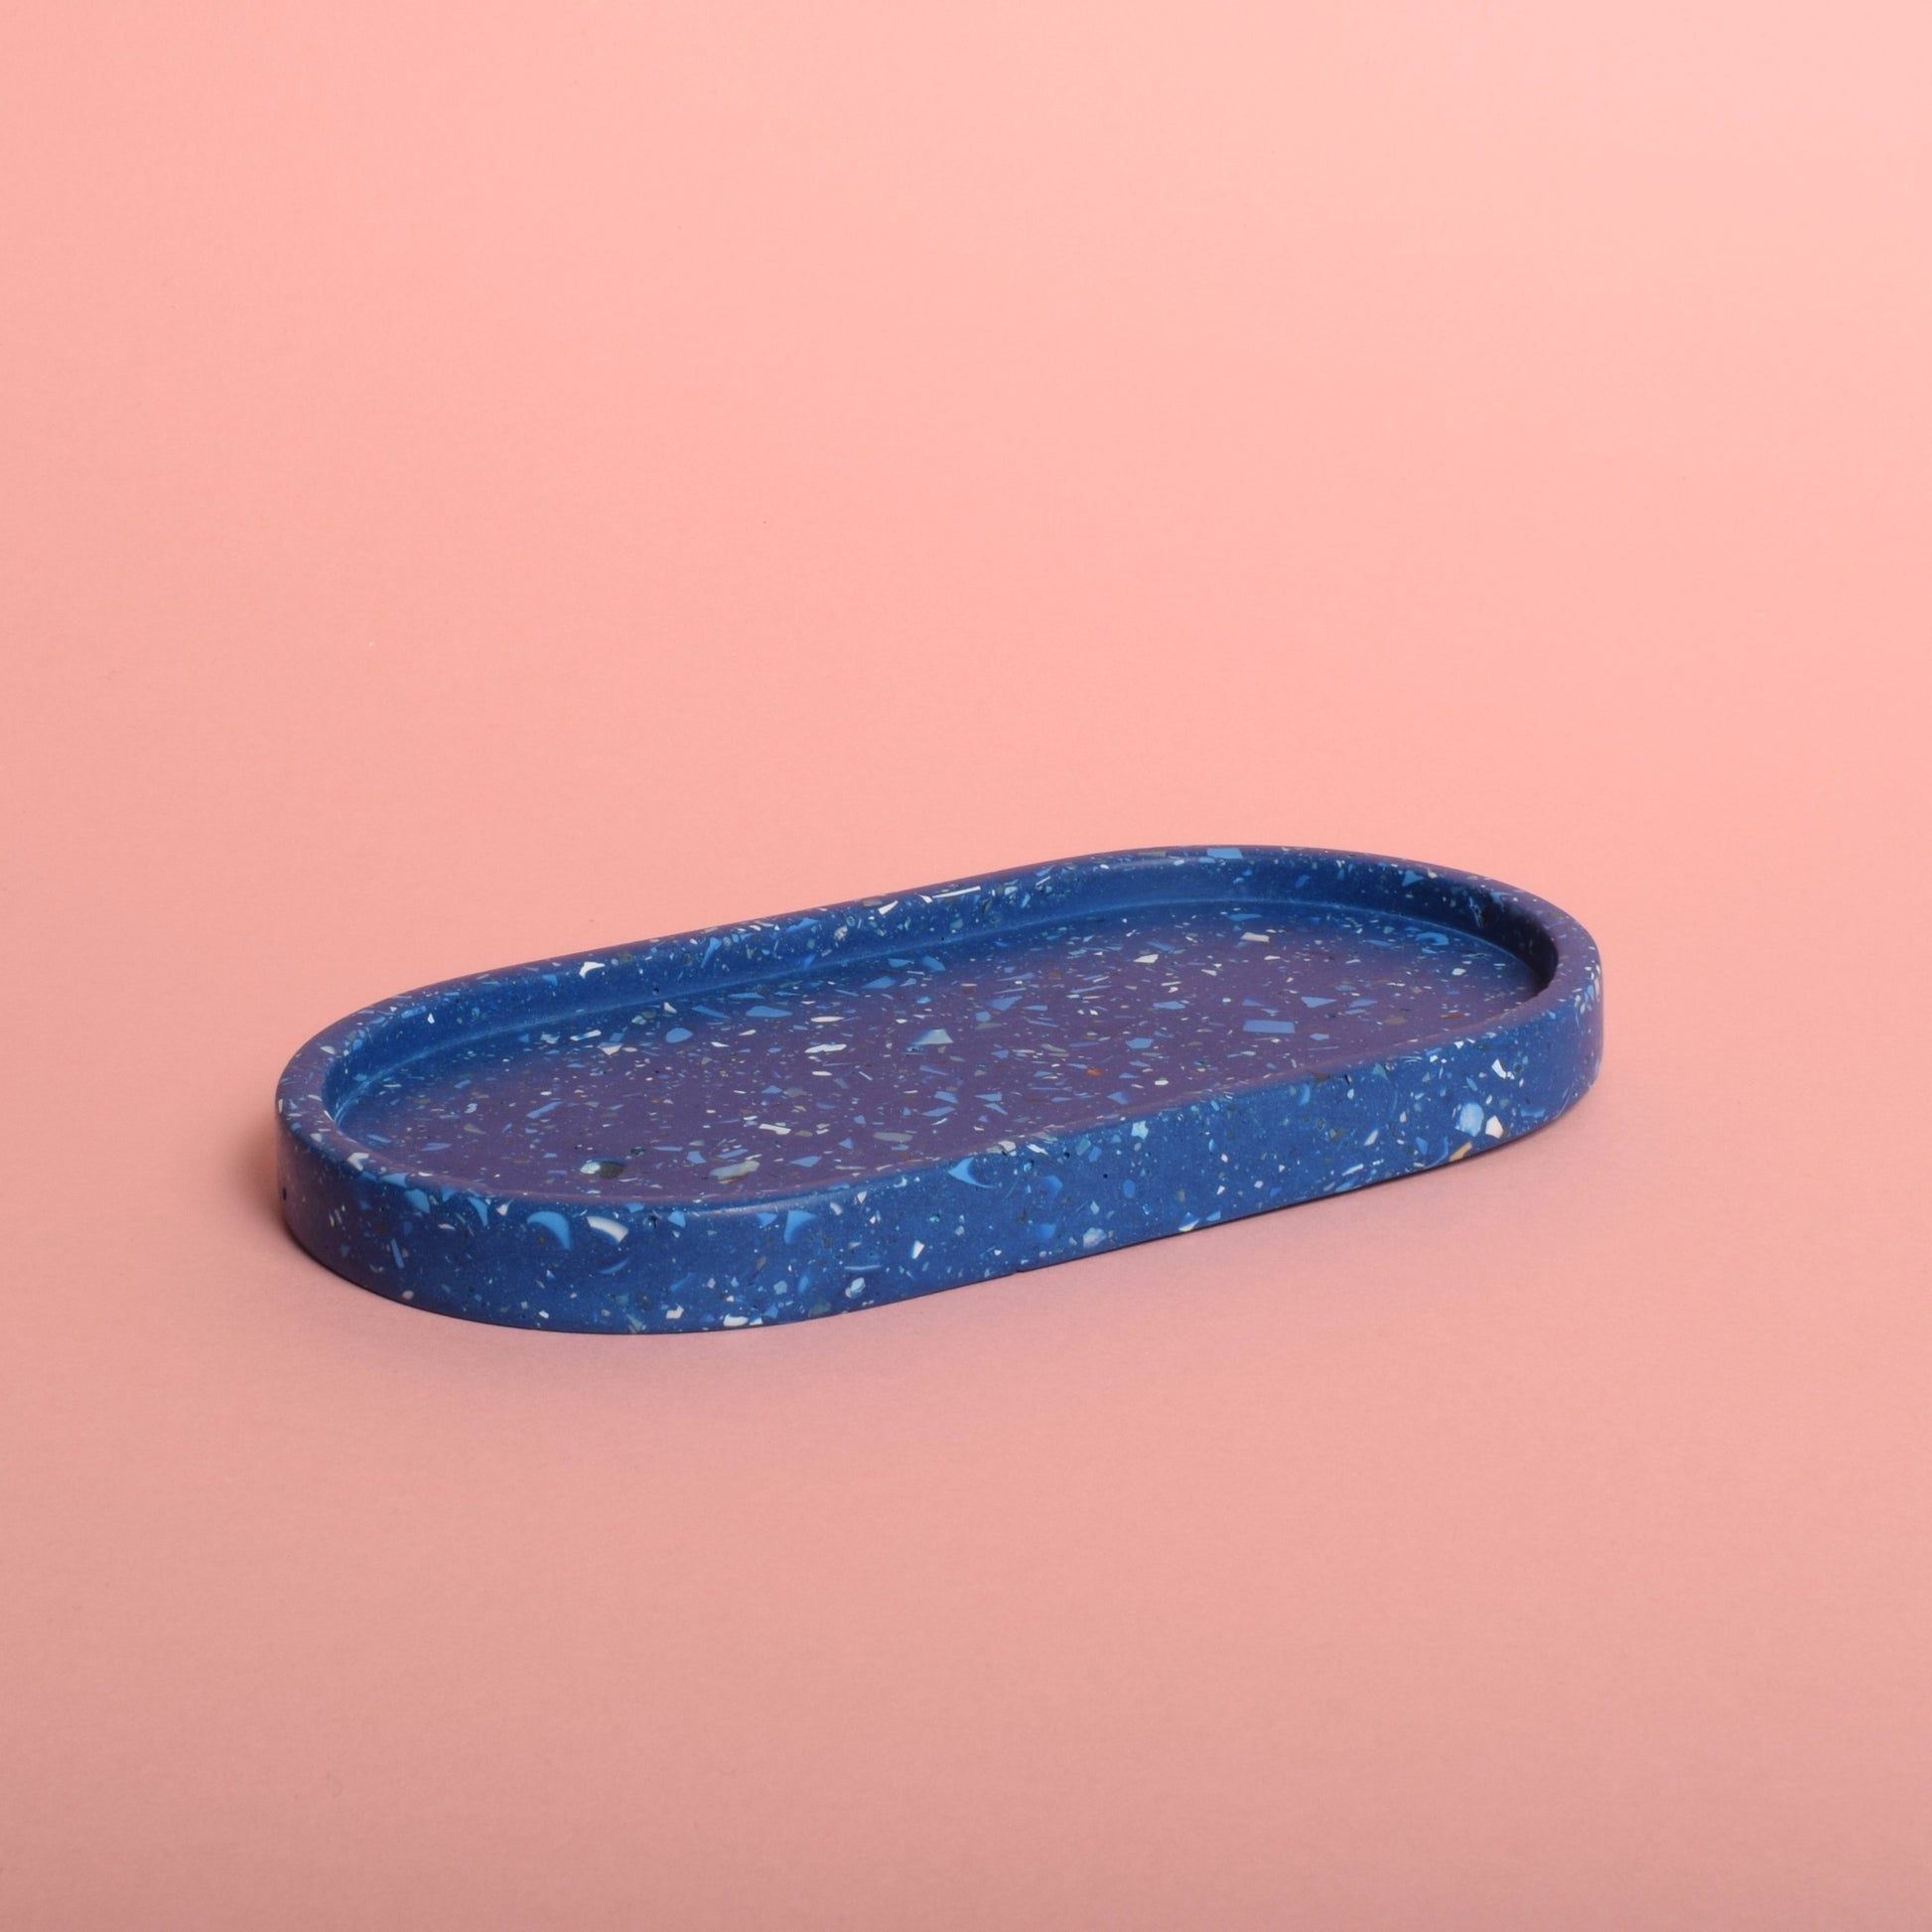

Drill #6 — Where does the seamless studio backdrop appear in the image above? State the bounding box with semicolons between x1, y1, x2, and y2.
2;6;1929;1930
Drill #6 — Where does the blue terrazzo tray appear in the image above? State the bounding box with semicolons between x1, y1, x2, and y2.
277;847;1601;1331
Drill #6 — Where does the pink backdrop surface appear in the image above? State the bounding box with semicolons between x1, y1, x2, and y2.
4;6;1929;1927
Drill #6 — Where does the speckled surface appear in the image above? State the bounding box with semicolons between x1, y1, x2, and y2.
276;847;1602;1330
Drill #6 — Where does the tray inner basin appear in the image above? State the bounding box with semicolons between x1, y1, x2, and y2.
339;899;1540;1206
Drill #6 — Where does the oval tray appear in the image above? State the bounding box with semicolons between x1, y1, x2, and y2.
277;847;1601;1331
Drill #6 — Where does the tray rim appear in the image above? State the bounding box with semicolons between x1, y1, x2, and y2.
277;843;1598;1222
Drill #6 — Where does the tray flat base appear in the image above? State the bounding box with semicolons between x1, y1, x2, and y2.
341;898;1539;1206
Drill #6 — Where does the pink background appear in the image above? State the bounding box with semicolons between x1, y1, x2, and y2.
4;6;1929;1926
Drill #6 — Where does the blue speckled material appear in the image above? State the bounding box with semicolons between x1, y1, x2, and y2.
276;847;1601;1331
